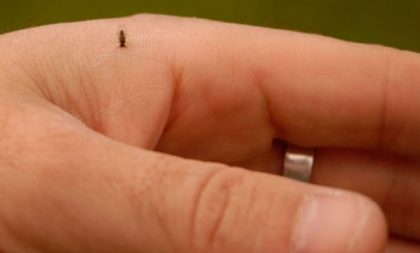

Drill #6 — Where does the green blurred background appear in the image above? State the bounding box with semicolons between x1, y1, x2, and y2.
1;0;420;51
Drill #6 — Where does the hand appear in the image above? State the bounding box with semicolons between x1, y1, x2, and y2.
0;14;418;253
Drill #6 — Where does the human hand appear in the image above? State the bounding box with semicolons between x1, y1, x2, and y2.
0;14;418;252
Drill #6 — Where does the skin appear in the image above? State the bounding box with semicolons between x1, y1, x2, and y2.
0;14;418;252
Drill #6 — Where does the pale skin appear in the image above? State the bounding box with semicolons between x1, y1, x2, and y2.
0;14;419;252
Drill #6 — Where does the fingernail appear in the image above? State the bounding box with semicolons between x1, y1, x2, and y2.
290;191;369;253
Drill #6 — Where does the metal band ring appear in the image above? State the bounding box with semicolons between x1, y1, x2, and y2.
283;144;315;182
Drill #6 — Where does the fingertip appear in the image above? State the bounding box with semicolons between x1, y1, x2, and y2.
290;190;387;253
352;193;388;253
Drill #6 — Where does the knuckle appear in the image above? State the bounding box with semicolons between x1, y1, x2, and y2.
373;46;397;150
124;156;251;252
370;45;419;152
190;168;311;253
190;167;247;251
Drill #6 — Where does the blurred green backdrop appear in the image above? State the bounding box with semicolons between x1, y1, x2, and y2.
1;0;420;51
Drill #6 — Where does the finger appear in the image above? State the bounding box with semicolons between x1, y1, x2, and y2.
226;144;420;241
162;15;420;155
3;15;420;164
166;136;420;241
0;106;386;253
3;15;420;157
311;149;420;241
386;238;420;253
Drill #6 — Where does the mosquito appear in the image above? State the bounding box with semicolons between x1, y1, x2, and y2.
119;30;126;48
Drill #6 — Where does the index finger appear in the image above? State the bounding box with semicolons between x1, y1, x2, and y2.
3;14;420;155
166;16;420;155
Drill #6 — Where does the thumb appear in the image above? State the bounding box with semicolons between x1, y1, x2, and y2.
1;121;387;253
132;152;388;253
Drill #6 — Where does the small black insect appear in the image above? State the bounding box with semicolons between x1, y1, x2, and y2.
119;30;126;48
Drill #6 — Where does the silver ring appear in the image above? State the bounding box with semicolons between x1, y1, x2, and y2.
283;144;315;182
